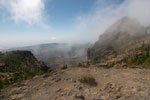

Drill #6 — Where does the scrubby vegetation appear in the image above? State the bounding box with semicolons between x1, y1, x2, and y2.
0;51;51;90
77;61;91;68
130;54;150;66
117;44;150;67
79;74;97;87
106;63;115;69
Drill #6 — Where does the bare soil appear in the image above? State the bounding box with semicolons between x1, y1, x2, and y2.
1;66;150;100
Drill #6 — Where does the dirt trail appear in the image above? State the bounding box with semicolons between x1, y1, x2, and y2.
1;67;150;100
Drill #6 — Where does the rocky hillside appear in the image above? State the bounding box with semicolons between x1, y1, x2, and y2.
88;17;150;68
1;66;150;100
0;51;50;90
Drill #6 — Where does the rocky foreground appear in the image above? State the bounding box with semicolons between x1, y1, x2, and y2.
1;66;150;100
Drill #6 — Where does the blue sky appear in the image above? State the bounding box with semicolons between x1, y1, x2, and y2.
46;0;95;31
0;0;149;49
0;0;99;49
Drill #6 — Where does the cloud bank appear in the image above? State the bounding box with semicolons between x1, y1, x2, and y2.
0;0;45;25
126;0;150;26
72;0;150;43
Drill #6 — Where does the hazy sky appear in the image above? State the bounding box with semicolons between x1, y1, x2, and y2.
0;0;150;49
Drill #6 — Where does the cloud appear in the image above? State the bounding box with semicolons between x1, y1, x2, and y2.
126;0;150;26
72;0;150;43
51;37;57;40
0;35;59;50
71;0;126;43
0;0;45;25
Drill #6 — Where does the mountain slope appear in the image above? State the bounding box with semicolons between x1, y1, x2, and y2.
88;17;150;66
0;51;50;89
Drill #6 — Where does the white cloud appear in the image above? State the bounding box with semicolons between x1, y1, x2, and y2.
72;0;150;43
0;0;45;25
71;0;125;43
0;35;59;50
126;0;150;26
51;37;57;40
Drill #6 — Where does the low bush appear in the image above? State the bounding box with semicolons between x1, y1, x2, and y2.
79;74;97;87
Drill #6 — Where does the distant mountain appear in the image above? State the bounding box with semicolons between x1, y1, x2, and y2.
88;17;150;67
10;43;92;69
0;51;50;89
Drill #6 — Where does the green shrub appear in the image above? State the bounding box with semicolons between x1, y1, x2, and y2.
130;50;150;66
77;62;90;68
136;58;143;65
0;78;10;89
0;79;4;89
85;61;90;67
144;57;150;65
3;78;10;88
106;63;115;69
